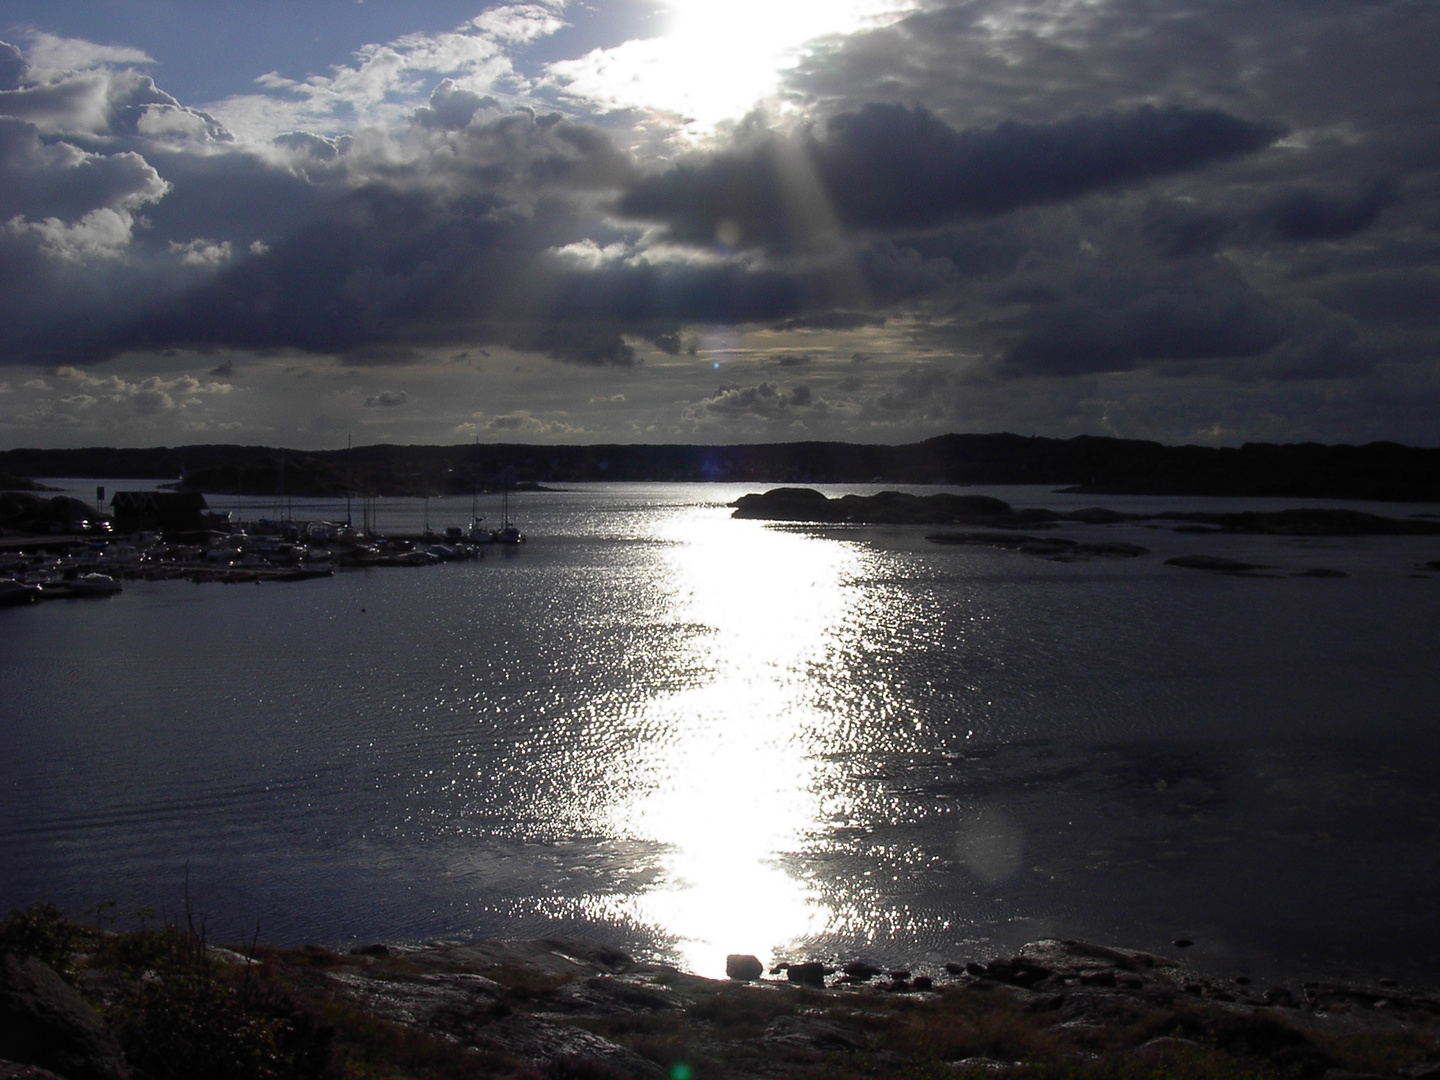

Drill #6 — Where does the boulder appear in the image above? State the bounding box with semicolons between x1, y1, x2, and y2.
725;955;763;981
786;962;828;988
0;955;128;1080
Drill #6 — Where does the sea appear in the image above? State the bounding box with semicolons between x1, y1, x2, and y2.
3;480;1440;985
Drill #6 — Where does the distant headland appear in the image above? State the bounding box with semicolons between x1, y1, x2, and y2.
2;433;1440;501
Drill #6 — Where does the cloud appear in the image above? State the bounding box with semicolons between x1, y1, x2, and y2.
413;79;499;131
6;207;137;262
0;116;170;223
691;381;816;419
364;389;412;408
774;311;887;331
618;104;1281;249
1263;180;1398;242
23;33;154;75
471;4;567;45
204;3;567;141
998;265;1286;377
168;238;233;267
3;3;1440;446
478;409;580;435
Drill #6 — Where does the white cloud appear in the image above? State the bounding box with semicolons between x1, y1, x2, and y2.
169;237;234;267
205;4;569;142
135;103;213;141
23;32;153;76
471;4;568;44
6;207;136;261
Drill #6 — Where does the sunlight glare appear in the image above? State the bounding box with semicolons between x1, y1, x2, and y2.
548;0;919;134
608;508;863;975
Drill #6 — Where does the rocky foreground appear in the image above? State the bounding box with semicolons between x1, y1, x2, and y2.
4;907;1440;1080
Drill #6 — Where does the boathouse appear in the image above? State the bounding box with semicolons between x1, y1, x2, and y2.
111;490;213;533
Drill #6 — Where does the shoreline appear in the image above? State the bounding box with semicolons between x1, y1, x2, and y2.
5;908;1440;1080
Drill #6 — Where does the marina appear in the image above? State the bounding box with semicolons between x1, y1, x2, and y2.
0;483;529;595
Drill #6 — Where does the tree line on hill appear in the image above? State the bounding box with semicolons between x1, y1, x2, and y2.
1;433;1438;501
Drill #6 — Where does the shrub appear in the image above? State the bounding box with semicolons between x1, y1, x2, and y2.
0;902;81;981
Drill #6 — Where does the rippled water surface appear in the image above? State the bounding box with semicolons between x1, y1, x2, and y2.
4;482;1440;982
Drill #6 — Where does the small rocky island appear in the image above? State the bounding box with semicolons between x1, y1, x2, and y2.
3;904;1440;1080
731;488;1440;536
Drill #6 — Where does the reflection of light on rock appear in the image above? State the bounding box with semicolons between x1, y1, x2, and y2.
956;807;1024;883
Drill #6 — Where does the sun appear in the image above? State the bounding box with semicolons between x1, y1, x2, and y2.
549;0;919;136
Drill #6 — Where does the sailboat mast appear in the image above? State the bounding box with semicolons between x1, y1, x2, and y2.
346;434;353;527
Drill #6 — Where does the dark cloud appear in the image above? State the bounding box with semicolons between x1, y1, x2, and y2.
3;6;1440;446
619;104;1280;249
0;116;168;222
1263;180;1398;242
774;311;886;331
999;265;1285;377
0;41;25;91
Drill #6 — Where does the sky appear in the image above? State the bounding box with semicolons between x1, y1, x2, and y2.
0;1;1437;450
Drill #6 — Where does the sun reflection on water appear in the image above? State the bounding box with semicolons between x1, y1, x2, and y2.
606;507;864;976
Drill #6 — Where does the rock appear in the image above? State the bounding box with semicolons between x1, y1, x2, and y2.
350;943;389;957
786;962;828;988
725;955;763;981
949;1056;1022;1071
734;488;1021;526
472;1015;664;1078
0;954;129;1080
888;970;910;982
945;962;966;975
912;976;933;991
763;1015;866;1051
842;962;882;981
0;1062;66;1080
980;957;1053;988
1164;555;1269;573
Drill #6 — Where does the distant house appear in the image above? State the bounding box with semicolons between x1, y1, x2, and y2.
111;491;214;533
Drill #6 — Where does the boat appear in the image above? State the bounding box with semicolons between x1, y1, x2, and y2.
492;473;525;545
65;573;123;596
0;578;42;606
33;573;123;599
